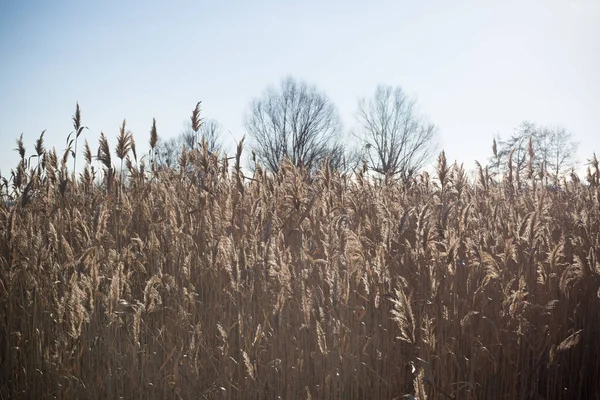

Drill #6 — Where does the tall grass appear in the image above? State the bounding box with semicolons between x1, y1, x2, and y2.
1;106;600;399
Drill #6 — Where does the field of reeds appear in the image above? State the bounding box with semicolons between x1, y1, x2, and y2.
1;107;600;399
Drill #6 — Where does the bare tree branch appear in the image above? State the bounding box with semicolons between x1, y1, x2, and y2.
155;119;224;169
356;85;438;179
245;76;342;172
182;118;223;155
492;121;578;184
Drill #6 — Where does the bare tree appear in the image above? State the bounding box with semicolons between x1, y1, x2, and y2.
154;135;185;169
245;76;342;172
493;121;578;184
155;119;224;168
539;125;578;183
182;118;224;154
356;85;438;179
327;140;363;173
492;121;536;178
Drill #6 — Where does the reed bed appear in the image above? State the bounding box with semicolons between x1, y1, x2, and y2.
1;107;600;399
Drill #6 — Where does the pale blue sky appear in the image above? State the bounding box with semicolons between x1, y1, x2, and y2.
1;0;598;176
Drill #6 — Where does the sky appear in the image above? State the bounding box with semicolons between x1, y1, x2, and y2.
1;0;599;177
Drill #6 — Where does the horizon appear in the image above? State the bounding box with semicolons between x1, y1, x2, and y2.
1;0;599;177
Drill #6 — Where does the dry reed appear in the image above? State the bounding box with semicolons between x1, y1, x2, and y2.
1;105;600;399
